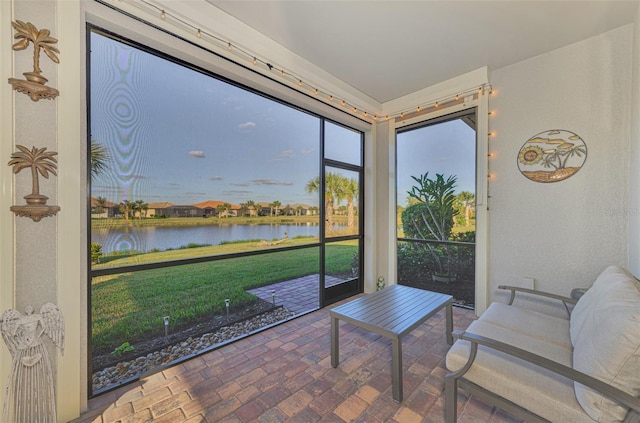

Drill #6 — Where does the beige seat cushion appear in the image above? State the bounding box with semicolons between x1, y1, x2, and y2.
570;265;640;422
446;319;591;422
480;302;571;350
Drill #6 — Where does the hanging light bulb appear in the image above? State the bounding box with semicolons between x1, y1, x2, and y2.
252;57;257;65
455;94;459;101
298;80;302;86
435;101;439;108
417;106;421;112
227;42;232;50
196;29;201;38
160;10;166;19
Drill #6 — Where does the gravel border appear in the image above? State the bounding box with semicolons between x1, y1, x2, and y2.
92;307;296;393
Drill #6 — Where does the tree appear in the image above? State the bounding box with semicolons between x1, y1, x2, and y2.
216;204;226;218
8;145;57;205
455;191;475;227
246;200;257;217
90;142;110;180
223;203;233;217
295;205;303;217
306;173;345;228
96;196;107;214
270;200;281;216
133;200;148;219
119;200;133;220
282;204;292;216
344;177;359;227
403;173;459;276
239;203;249;217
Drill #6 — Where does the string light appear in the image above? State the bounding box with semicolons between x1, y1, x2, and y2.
113;0;493;122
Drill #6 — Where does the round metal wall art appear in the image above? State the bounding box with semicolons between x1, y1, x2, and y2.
517;129;587;183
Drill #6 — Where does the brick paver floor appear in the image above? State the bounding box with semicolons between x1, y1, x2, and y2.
75;300;522;423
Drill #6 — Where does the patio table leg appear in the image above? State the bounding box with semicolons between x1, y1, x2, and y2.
331;315;339;368
391;337;402;403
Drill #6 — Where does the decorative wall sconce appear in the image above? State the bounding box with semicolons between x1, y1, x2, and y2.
7;20;60;101
8;145;60;221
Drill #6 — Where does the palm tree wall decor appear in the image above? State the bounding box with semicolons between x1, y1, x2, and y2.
8;145;60;221
8;20;60;101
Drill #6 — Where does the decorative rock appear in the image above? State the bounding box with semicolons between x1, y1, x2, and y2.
93;307;295;392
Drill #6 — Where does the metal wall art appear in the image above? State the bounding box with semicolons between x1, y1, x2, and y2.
8;20;60;101
8;145;60;221
1;303;64;423
517;129;587;183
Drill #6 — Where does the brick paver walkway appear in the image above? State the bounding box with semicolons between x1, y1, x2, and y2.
247;274;345;314
75;302;522;423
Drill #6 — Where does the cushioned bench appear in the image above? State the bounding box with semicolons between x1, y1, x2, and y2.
445;265;640;423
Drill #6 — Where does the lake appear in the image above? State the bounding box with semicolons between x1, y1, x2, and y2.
92;223;325;254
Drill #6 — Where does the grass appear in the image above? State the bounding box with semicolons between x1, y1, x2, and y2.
91;239;357;353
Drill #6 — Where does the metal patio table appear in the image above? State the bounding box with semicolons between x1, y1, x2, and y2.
330;284;453;403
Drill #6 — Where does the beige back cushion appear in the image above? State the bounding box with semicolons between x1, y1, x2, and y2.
569;265;640;422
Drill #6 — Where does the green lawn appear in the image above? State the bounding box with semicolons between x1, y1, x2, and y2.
91;240;357;353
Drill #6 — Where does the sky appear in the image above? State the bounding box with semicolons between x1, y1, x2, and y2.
90;31;474;208
396;119;476;207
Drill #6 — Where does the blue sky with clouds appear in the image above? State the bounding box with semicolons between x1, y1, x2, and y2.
91;32;322;206
90;32;474;209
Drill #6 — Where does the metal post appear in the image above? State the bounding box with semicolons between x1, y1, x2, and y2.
163;316;170;338
225;299;230;321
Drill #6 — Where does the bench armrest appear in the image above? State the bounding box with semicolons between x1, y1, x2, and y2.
449;330;640;414
498;285;577;316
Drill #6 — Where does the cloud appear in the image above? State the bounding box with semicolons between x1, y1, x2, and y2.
186;192;207;196
231;182;250;187
251;179;294;186
280;150;295;158
301;148;316;155
238;121;256;130
209;176;224;181
189;150;206;158
224;190;252;195
548;130;560;135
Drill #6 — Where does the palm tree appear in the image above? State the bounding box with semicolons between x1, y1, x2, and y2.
96;196;107;214
216;204;226;218
11;20;60;82
344;178;359;227
239;203;249;217
8;145;58;205
133;200;148;219
90;142;110;179
306;173;344;228
246;200;257;217
119;200;133;220
223;203;233;217
270;200;281;217
456;191;475;227
295;205;303;217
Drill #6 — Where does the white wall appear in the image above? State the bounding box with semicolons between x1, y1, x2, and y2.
628;3;640;277
488;25;633;306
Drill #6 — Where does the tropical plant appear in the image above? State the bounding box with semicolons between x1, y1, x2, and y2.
455;191;475;227
8;145;58;205
133;200;148;219
344;177;359;227
269;200;281;216
306;173;345;228
91;242;103;264
403;172;459;276
119;200;133;220
246;200;257;217
11;20;59;77
90;142;111;179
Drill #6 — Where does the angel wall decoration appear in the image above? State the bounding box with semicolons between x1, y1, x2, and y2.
1;303;64;423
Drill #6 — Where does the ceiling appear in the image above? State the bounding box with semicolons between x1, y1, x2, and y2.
207;0;638;104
